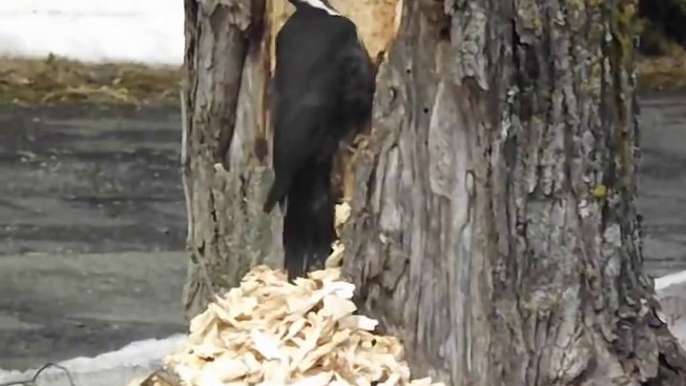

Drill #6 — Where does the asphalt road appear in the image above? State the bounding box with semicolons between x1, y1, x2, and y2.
0;105;188;370
637;93;686;277
0;105;186;255
0;93;685;370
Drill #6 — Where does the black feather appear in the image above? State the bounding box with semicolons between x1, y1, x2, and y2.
264;3;375;281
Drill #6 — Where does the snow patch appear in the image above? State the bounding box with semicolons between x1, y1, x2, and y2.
655;269;686;292
0;269;683;386
0;334;186;386
0;0;184;66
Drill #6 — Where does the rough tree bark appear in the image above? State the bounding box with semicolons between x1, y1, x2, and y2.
343;0;686;385
183;0;686;384
181;0;283;319
181;0;398;319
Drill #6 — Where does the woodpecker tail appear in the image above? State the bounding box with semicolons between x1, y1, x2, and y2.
263;170;292;214
282;160;335;281
263;181;282;214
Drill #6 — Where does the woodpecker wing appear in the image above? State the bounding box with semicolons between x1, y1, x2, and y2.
336;36;376;135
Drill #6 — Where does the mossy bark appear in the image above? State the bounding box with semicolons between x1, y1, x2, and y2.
181;0;283;320
343;0;686;385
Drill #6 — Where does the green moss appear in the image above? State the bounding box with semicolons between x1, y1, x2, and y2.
0;55;182;107
614;1;640;64
608;0;639;183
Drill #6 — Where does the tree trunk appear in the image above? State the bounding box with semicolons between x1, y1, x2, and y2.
181;0;399;319
343;0;686;385
183;0;686;383
181;0;283;319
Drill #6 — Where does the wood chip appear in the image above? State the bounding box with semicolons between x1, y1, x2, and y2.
160;205;444;386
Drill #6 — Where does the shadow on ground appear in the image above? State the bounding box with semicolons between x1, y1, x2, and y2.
0;93;685;370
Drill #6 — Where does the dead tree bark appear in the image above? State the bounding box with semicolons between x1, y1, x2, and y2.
183;0;686;383
180;0;398;320
181;0;283;319
343;0;686;385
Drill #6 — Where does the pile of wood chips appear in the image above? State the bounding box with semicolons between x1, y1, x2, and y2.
163;267;443;386
138;203;443;386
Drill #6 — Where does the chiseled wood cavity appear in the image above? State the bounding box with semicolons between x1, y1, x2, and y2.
269;0;403;74
268;0;403;203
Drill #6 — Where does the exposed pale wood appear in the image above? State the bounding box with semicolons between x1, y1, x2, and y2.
268;0;403;73
268;0;403;203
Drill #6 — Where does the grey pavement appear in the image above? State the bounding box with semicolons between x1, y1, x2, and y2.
0;105;186;255
0;105;188;370
637;93;686;277
0;252;187;370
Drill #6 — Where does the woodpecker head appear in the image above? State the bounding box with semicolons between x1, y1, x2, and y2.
287;0;339;16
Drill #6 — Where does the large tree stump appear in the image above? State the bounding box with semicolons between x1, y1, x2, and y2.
182;0;686;384
181;0;399;319
342;0;686;385
181;0;279;319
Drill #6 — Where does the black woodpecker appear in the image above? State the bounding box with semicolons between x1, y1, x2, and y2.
263;0;375;280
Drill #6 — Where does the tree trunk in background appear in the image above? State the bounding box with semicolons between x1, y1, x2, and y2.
181;0;283;319
183;0;686;383
344;0;686;385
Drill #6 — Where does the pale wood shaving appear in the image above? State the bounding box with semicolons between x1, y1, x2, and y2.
152;204;442;386
163;264;444;386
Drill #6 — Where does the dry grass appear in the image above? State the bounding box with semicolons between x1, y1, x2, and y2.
0;51;684;109
0;55;182;107
638;51;686;93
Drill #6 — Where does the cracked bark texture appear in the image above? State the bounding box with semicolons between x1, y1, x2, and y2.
182;0;283;319
343;0;686;385
181;0;399;320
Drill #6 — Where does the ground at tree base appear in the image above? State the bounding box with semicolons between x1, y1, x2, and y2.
129;253;446;386
125;204;443;386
